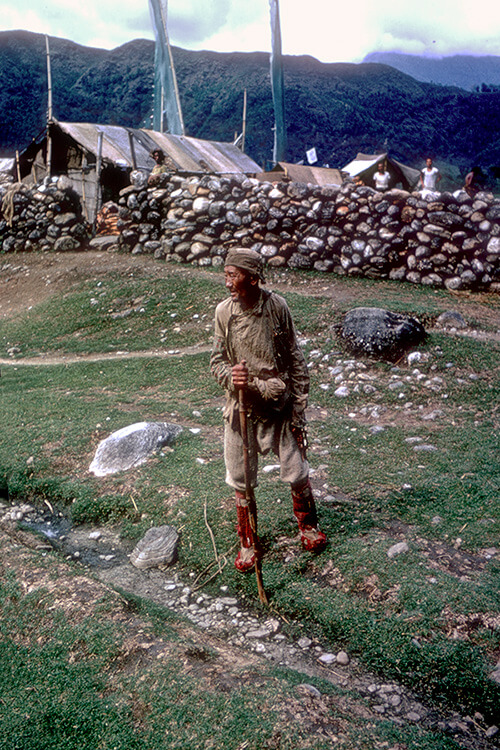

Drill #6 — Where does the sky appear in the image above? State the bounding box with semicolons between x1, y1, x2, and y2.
2;0;500;63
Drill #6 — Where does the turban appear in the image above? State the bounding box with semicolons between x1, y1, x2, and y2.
224;248;265;281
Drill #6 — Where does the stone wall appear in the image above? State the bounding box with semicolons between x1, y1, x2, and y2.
116;174;500;291
2;172;499;292
0;178;90;253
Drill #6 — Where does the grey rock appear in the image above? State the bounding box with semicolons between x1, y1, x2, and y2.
436;310;467;329
387;542;409;558
406;711;422;722
297;683;322;699
89;421;182;476
318;653;336;665
336;650;350;665
53;235;81;252
130;525;179;569
339;307;426;357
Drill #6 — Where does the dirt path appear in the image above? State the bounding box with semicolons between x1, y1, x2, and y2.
0;343;212;367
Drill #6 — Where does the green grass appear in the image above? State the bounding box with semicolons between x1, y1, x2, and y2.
0;570;468;750
0;275;222;356
0;264;499;731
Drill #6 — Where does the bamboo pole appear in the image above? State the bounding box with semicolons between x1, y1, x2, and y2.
15;150;21;182
238;389;268;606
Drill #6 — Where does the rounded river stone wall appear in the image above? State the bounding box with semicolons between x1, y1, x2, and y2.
1;173;499;292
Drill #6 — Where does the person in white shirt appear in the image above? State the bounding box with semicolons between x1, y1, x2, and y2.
420;157;442;191
373;162;391;191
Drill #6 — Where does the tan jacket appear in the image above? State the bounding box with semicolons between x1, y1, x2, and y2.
210;289;309;424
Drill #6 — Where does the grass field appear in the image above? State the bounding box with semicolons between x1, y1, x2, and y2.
0;254;499;747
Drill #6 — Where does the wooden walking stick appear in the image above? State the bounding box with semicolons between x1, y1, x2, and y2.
238;388;269;605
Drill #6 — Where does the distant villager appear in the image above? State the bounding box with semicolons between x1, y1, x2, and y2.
148;149;168;187
419;157;442;196
463;166;483;197
373;161;391;191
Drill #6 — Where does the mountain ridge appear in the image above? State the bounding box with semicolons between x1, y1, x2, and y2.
1;30;499;183
362;51;500;91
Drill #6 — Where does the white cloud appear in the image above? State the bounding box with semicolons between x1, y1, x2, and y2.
1;0;500;60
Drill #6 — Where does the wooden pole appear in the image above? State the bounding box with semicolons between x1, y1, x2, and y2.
127;130;137;170
15;150;21;182
241;88;247;153
45;35;53;179
94;131;104;228
81;154;88;222
238;389;268;606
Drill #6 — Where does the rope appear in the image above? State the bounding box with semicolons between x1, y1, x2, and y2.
1;183;26;227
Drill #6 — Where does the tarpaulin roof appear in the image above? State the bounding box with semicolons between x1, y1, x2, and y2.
53;121;261;175
342;152;420;191
0;157;14;172
256;161;342;187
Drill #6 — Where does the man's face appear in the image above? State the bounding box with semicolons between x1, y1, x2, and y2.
224;265;256;304
426;158;433;169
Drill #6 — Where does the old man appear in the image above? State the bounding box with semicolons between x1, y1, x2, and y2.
210;248;327;571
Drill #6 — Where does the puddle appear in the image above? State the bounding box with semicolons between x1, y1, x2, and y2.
19;513;130;569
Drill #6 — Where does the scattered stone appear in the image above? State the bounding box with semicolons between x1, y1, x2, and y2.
336;650;350;665
436;310;467;329
89;421;183;476
406;711;422;722
297;683;322;699
298;637;313;649
334;385;350;398
318;652;336;665
387;542;410;558
130;525;180;569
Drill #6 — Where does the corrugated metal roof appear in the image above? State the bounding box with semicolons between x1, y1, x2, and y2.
57;122;260;174
256;161;342;187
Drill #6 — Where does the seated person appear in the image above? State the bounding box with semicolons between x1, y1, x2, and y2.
148;149;168;187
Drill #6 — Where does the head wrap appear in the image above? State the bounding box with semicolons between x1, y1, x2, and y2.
224;248;265;282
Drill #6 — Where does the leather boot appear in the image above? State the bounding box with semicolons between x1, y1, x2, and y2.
292;480;327;552
234;490;255;572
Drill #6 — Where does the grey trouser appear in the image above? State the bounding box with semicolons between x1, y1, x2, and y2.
224;412;309;492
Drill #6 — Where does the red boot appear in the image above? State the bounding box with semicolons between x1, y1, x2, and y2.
234;492;255;572
292;480;327;552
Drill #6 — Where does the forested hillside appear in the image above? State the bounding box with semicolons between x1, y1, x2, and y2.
1;30;499;181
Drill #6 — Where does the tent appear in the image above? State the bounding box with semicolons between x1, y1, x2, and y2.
342;153;420;191
0;157;15;174
17;120;261;221
255;161;342;187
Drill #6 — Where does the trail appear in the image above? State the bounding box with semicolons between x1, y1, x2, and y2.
0;343;212;367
